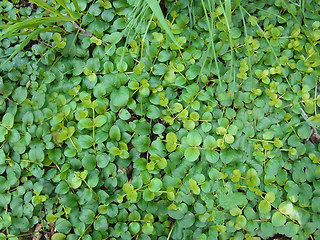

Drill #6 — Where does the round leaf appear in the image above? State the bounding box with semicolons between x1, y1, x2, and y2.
271;211;286;227
184;147;200;162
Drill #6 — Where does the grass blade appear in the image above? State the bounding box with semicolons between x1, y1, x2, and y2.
30;0;64;16
71;0;80;14
242;3;287;22
239;7;252;79
56;0;77;20
0;16;74;42
240;6;291;87
280;0;318;55
201;0;221;86
1;15;18;23
0;24;12;30
218;0;235;84
225;0;232;25
145;0;182;49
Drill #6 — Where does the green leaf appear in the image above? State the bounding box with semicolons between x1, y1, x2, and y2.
0;149;5;165
271;211;286;227
296;60;308;72
231;169;241;183
135;119;151;135
132;135;150;153
283;222;299;237
123;183;134;193
107;204;118;217
79;118;93;129
2;113;14;128
93;215;108;231
258;200;271;213
216;127;227;135
127;190;138;202
312;197;320;212
143;189;155;201
230;207;242;216
51;233;66;240
261;222;274;238
46;214;57;223
119;109;131;120
246;168;260;187
180;212;195;228
70;176;82;189
187;131;202;146
235;215;247;229
189;179;200;195
82;154;96;171
203;136;217;149
287;135;300;147
80;209;95;224
142;222;154;235
12;87;27;104
117;61;128;72
55;182;70;195
186;65;201;80
29;146;44;163
279;201;293;215
152;63;167;75
144;213;154;223
194;202;206;214
184;147;200;162
0;126;8;142
110;86;129;107
297;124;311;139
224;134;234;144
129;222;140;235
148;178;162;192
166;132;177;152
55;218;72;234
109;125;121;141
219;192;247;210
94;115;107;127
78;135;93;149
265;192;276;203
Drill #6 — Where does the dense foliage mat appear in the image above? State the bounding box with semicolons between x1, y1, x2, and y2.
0;0;320;239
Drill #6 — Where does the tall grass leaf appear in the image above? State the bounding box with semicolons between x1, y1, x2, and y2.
4;27;60;37
201;0;221;86
0;25;12;30
0;16;74;42
55;0;77;20
280;0;318;55
241;6;291;88
1;16;18;23
225;0;232;25
239;7;252;78
218;0;234;84
30;0;64;17
71;0;80;14
145;0;182;49
242;5;313;121
243;3;287;22
142;13;155;41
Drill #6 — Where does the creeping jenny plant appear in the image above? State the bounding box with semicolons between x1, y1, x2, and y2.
0;0;320;239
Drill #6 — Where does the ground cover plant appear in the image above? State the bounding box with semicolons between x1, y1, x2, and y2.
0;0;320;239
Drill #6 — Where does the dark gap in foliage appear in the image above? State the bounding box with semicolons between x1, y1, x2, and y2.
266;234;291;240
159;0;167;16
